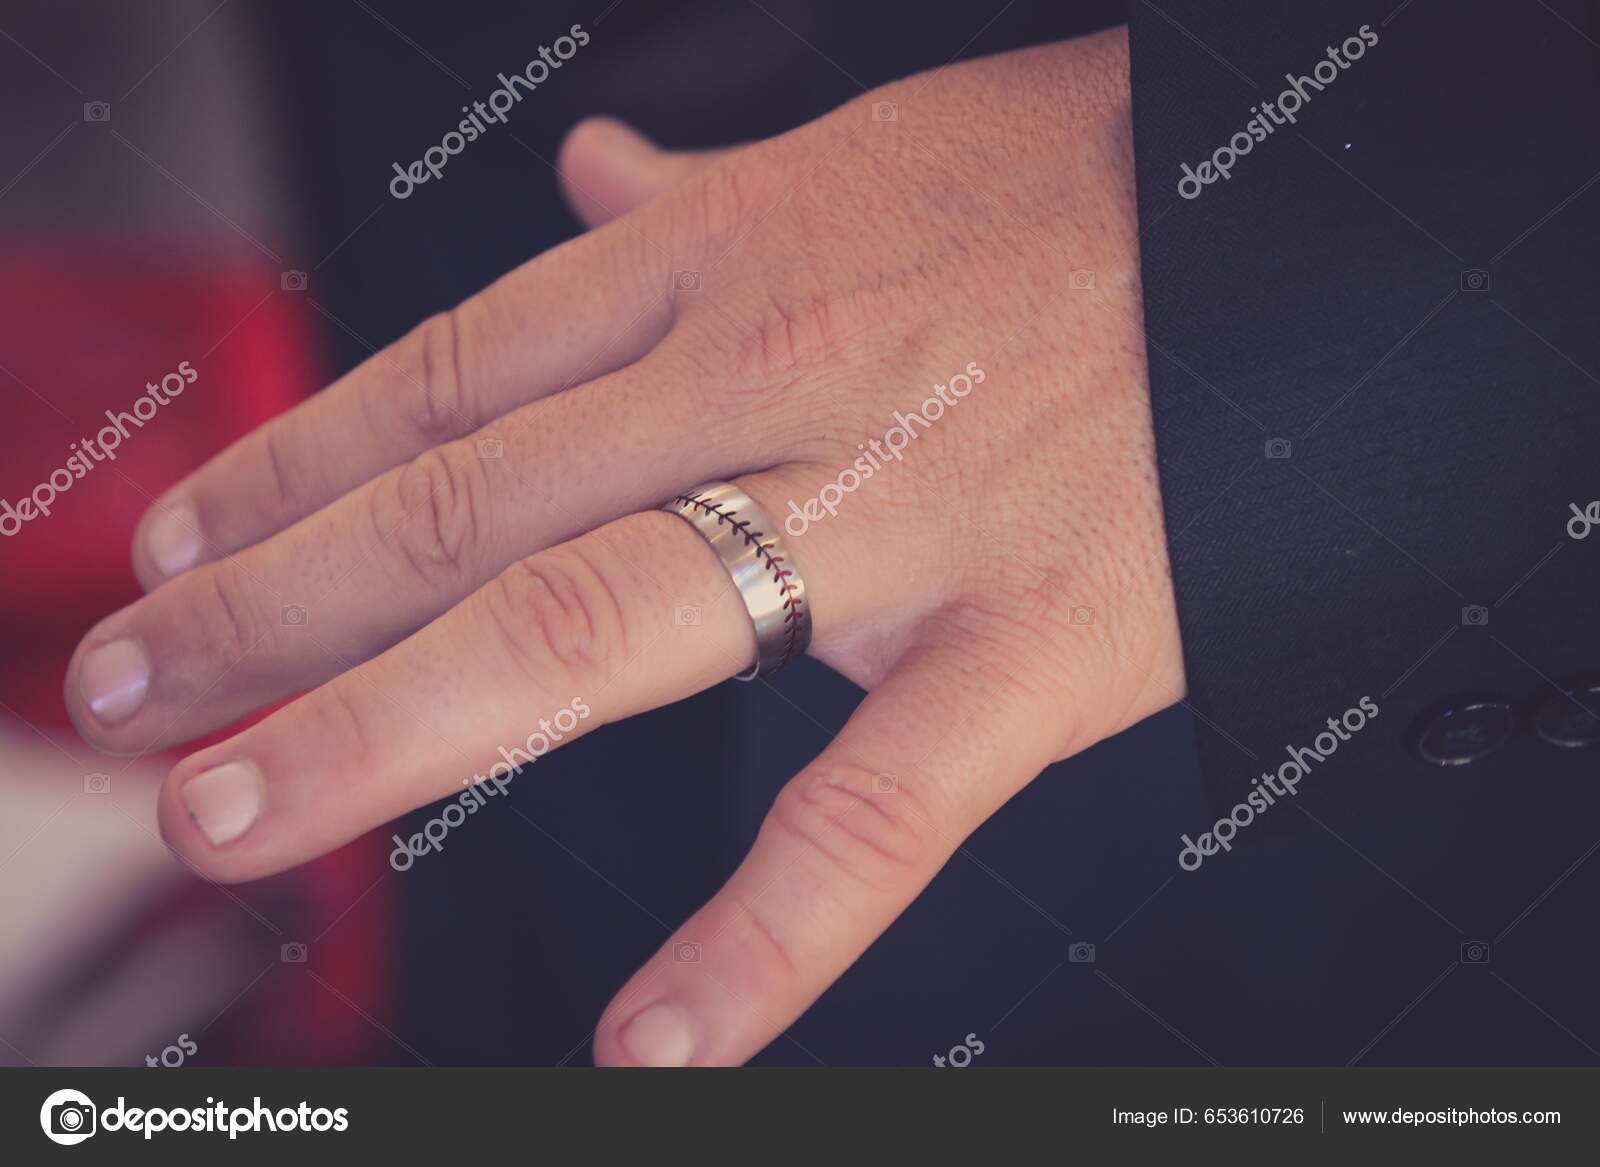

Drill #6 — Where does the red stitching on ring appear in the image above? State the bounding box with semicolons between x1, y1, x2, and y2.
671;491;808;665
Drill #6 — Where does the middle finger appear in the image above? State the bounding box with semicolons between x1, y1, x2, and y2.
66;350;772;755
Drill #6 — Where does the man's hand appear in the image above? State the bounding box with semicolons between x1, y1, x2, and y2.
67;27;1182;1065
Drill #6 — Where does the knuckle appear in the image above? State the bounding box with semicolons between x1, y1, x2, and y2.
197;562;269;671
718;887;806;986
766;763;937;893
390;309;475;443
308;680;383;782
676;286;856;421
661;146;874;412
744;290;845;382
483;545;630;695
259;423;305;513
381;447;487;589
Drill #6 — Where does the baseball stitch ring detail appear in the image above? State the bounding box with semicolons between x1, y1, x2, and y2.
661;481;813;680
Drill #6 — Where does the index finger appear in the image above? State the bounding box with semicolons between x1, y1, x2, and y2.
133;221;672;589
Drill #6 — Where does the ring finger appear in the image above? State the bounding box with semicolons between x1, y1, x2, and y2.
157;471;848;882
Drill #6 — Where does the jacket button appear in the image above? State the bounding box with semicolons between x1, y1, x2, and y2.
1534;684;1600;748
1410;697;1515;765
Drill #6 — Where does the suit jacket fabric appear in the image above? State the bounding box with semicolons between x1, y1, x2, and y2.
1131;1;1600;866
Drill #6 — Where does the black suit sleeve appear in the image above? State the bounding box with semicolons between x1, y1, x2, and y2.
1128;1;1600;825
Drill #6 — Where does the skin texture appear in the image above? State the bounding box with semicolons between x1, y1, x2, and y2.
66;27;1183;1066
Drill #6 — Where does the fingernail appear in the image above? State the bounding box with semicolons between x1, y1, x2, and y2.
80;638;151;724
145;502;201;578
618;1002;696;1067
180;760;265;847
